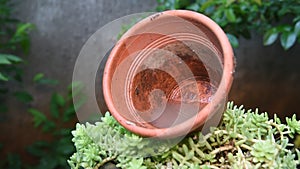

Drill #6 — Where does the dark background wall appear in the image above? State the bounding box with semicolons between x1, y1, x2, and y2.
1;0;300;163
230;34;300;118
1;0;158;163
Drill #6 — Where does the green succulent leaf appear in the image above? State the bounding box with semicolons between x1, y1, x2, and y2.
286;114;300;136
127;158;147;169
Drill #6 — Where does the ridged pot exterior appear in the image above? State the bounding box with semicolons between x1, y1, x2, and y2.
103;10;234;138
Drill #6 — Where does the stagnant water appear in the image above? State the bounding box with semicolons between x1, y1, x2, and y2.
131;68;217;128
126;40;221;128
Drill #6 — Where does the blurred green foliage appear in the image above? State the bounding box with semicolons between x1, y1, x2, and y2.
0;1;80;168
0;0;34;112
0;81;83;169
157;0;300;50
25;83;83;169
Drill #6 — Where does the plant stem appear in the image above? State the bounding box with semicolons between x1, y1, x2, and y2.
237;146;248;169
240;144;252;151
201;165;220;169
211;145;234;155
270;122;284;142
214;130;259;143
94;155;117;169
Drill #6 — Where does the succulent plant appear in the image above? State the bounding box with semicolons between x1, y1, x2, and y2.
68;102;300;169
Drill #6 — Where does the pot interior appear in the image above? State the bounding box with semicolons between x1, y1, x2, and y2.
110;33;223;129
107;12;225;130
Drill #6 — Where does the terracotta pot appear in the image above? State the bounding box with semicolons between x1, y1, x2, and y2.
103;10;234;138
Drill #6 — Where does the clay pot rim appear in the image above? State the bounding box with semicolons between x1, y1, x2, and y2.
103;10;234;138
